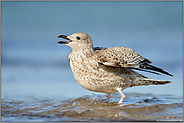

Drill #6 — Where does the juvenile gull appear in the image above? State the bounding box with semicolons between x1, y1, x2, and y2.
57;32;172;104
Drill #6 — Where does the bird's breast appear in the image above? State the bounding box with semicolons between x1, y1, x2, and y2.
67;52;127;93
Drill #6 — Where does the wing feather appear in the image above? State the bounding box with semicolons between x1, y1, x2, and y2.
93;46;173;76
93;46;151;68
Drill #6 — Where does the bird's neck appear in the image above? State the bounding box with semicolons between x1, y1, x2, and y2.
72;45;94;58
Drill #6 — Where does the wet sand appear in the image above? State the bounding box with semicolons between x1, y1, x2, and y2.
1;93;183;122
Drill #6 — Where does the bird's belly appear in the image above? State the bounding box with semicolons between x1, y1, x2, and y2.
69;61;125;94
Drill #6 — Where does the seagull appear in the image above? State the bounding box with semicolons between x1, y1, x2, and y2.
57;32;172;105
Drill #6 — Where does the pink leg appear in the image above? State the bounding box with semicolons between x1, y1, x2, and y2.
105;94;111;103
117;88;125;105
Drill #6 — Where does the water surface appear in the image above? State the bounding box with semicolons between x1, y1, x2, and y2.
2;93;183;122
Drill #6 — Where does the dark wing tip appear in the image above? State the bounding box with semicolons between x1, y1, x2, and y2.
145;64;173;77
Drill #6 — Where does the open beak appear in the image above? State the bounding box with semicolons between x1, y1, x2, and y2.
57;35;70;44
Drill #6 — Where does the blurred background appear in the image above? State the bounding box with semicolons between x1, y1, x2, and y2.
1;1;183;99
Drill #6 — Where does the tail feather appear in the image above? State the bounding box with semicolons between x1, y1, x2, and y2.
133;78;171;87
151;80;171;85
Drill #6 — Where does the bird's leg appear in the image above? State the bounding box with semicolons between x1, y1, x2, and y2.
105;94;111;103
117;88;125;105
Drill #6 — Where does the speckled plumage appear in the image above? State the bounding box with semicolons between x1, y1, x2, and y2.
57;32;172;104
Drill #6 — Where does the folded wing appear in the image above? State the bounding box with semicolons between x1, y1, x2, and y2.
93;47;173;76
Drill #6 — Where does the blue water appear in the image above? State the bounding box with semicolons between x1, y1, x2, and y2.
1;1;183;99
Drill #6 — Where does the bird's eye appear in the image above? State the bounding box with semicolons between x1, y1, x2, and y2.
76;36;80;40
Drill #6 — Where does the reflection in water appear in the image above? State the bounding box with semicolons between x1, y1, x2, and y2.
1;93;183;122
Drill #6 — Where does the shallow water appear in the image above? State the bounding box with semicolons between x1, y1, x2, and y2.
2;93;183;122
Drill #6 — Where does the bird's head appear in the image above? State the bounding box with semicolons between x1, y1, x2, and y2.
57;32;93;51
